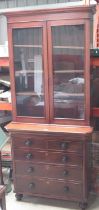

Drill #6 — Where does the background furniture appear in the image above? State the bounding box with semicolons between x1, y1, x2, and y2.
0;185;6;210
0;127;12;194
0;127;8;210
90;49;99;195
0;127;9;185
0;57;12;111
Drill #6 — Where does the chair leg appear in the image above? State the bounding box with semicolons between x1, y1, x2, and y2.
0;192;6;210
9;167;13;180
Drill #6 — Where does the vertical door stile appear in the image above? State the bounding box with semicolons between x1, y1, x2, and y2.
84;20;90;124
43;21;50;123
47;21;54;123
8;25;17;121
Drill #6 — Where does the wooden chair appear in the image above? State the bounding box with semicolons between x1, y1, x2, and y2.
0;130;7;210
0;151;6;210
0;127;11;210
0;185;6;210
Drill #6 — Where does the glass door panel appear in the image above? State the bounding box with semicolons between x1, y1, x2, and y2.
13;27;45;117
51;24;85;119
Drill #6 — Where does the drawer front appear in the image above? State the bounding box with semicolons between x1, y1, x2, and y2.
15;161;82;181
14;149;82;166
12;134;82;152
47;140;82;153
15;177;82;199
13;135;47;150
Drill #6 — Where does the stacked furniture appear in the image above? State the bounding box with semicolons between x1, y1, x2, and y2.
0;185;6;210
90;49;99;195
0;127;8;210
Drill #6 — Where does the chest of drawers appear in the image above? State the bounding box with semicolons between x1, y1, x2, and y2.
7;124;92;210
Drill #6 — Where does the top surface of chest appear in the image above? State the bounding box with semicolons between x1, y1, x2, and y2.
6;122;93;135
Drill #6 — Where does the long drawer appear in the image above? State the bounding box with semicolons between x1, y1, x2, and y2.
15;177;82;199
15;161;82;181
13;149;83;166
12;134;83;153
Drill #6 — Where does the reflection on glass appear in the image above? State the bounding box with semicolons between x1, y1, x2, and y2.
34;0;82;5
13;27;44;117
52;25;85;119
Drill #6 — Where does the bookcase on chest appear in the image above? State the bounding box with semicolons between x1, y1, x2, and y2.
5;5;94;210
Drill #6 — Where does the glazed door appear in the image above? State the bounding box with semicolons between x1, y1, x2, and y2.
10;22;49;123
47;20;90;125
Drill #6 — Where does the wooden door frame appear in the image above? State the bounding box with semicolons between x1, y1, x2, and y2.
8;21;50;123
47;19;90;125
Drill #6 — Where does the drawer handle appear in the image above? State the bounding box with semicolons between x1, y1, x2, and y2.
62;156;69;163
25;140;32;146
26;153;33;160
27;167;34;173
64;186;69;192
28;183;35;189
63;170;69;176
61;142;69;150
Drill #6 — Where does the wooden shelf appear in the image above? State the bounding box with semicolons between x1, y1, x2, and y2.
54;92;84;96
53;46;84;49
15;70;84;74
15;70;42;75
14;44;42;48
0;102;12;111
16;92;84;97
54;70;83;73
16;92;43;96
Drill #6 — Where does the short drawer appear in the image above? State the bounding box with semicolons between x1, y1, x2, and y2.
47;140;82;153
12;135;47;149
14;149;83;166
15;161;82;181
15;177;82;199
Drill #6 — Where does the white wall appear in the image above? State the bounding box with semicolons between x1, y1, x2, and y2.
0;15;8;57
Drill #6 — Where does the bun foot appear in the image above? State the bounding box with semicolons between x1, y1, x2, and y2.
79;202;88;210
15;193;23;201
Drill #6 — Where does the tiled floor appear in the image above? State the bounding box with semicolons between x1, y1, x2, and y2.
5;189;99;210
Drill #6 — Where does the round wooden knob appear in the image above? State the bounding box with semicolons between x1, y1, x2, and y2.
63;170;69;176
64;186;69;192
61;142;69;149
28;183;35;189
27;167;34;173
26;153;33;160
25;139;32;146
62;156;69;163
